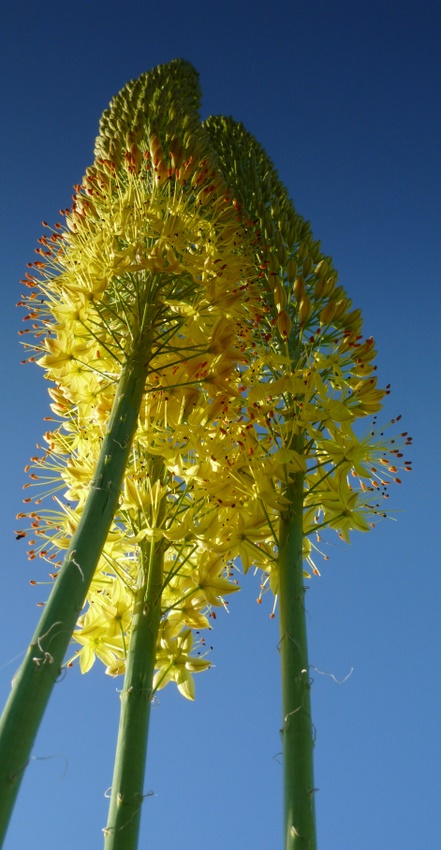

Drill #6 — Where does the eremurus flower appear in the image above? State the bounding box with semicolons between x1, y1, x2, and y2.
16;60;266;701
1;60;273;850
202;113;412;849
3;58;412;850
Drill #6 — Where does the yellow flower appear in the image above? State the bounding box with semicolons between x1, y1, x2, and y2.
153;628;210;700
222;508;274;573
177;551;240;608
312;473;372;543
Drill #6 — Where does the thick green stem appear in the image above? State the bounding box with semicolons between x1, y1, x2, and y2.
103;538;164;850
278;471;317;850
0;340;151;847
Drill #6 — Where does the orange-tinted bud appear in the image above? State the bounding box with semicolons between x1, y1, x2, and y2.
125;142;142;173
196;184;216;207
179;156;196;181
149;133;163;162
168;136;184;169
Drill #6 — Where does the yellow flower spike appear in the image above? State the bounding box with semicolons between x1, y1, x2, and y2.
201;114;410;562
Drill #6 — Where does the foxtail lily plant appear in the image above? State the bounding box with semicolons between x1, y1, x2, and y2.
204;116;412;849
0;59;411;850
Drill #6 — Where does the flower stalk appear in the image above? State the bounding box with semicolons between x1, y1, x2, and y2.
278;471;317;850
0;336;152;846
104;534;164;850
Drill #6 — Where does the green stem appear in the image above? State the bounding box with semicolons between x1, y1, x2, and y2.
0;339;151;848
103;538;164;850
278;470;317;850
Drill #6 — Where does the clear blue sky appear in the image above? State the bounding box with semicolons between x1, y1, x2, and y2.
1;2;440;848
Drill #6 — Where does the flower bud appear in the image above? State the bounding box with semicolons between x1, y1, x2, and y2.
318;272;338;299
274;231;283;250
298;295;312;324
127;142;142;173
264;217;274;239
268;253;280;275
179;155;196;182
315;259;329;278
314;277;327;299
320;301;337;324
293;276;305;301
277;309;292;338
277;242;288;267
333;298;349;319
273;282;287;311
332;285;344;300
196;183;216;207
286;258;298;283
297;240;309;260
287;222;298;245
149;133;165;165
108;140;122;170
344;308;363;331
168;136;184;169
326;271;338;292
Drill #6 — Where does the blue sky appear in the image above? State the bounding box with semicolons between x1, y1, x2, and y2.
1;1;440;848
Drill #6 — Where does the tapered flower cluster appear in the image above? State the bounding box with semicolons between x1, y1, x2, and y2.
16;61;262;698
202;116;412;587
16;62;411;697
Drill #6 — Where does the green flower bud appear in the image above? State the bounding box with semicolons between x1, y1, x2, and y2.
293;276;305;301
286;258;298;283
